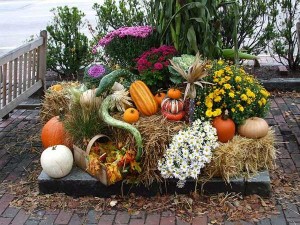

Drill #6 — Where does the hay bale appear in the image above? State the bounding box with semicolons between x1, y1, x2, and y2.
110;114;185;186
204;129;277;183
40;82;79;124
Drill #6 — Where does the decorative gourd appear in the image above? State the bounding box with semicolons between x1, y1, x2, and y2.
100;95;143;161
129;80;158;116
212;111;236;143
167;88;182;99
80;89;101;110
96;69;135;96
161;97;185;114
41;116;72;148
123;108;140;123
40;145;73;178
238;117;269;139
162;111;185;121
154;92;166;106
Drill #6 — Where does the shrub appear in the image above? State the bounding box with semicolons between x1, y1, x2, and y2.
46;6;92;78
219;1;278;55
194;60;270;125
136;45;178;91
269;0;300;70
95;26;158;68
92;0;155;38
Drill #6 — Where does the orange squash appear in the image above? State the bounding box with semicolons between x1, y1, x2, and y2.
154;92;166;106
41;116;72;148
129;80;158;116
167;88;182;99
123;108;140;123
212;114;236;143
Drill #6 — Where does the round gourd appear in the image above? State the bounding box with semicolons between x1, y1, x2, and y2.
40;145;73;178
161;97;184;114
162;111;185;121
238;117;269;139
123;108;140;123
129;80;158;116
154;92;166;106
212;115;236;143
167;88;182;99
41;116;72;148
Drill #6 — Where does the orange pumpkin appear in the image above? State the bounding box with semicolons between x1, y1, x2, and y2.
123;108;140;123
212;115;236;143
167;88;182;99
154;92;166;106
129;80;158;116
41;116;72;148
161;97;184;114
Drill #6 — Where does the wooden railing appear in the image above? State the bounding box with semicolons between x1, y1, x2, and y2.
297;22;300;53
0;30;47;119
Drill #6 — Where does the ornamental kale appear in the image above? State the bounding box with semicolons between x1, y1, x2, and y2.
83;64;111;89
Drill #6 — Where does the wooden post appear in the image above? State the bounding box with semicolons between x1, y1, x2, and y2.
38;30;47;91
297;22;300;56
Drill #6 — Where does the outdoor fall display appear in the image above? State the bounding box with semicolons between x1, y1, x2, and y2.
40;145;73;178
39;28;276;189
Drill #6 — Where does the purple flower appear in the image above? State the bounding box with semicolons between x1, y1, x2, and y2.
88;65;106;78
99;26;154;47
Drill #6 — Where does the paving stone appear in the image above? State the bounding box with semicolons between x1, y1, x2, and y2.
114;211;130;224
129;218;145;225
245;171;271;197
130;211;145;220
176;217;190;225
145;213;161;225
68;213;82;225
10;209;30;225
291;154;300;167
39;214;58;225
257;218;271;225
0;194;15;215
24;219;39;225
160;216;175;225
54;211;72;224
283;203;300;218
86;210;98;224
162;211;175;217
280;159;297;173
0;217;12;225
98;214;115;225
270;205;288;225
192;216;207;225
1;207;19;218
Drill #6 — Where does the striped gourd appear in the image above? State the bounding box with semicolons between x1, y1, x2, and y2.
129;80;158;116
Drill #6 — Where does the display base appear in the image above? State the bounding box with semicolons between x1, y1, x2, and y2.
38;166;271;197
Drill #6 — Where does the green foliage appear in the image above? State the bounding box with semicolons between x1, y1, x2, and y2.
92;0;155;38
269;0;300;70
193;60;270;125
46;6;92;78
219;0;278;55
154;0;222;58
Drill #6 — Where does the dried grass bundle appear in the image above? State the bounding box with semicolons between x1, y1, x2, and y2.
110;114;185;186
204;129;277;183
40;82;79;124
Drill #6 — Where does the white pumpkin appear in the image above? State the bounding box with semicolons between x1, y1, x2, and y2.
238;117;269;139
40;145;73;178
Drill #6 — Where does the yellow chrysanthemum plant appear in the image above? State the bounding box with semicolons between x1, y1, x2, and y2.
193;60;270;125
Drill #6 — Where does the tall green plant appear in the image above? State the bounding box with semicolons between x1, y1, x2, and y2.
154;0;222;58
219;0;278;55
270;0;300;70
47;6;92;78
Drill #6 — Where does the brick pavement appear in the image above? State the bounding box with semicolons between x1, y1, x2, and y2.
0;94;300;224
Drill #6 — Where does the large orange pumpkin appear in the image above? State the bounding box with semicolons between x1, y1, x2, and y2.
212;115;236;143
41;116;72;148
129;80;158;116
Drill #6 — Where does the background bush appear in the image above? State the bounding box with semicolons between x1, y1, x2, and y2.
46;6;92;79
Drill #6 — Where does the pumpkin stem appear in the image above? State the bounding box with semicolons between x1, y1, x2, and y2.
222;109;229;120
52;145;57;150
